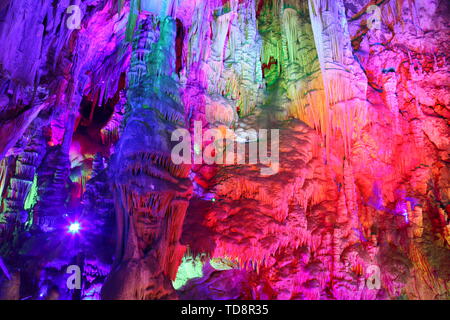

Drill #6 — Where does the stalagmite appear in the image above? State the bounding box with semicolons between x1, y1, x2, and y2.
102;12;192;299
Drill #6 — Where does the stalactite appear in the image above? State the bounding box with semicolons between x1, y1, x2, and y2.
383;72;400;131
208;0;264;116
101;92;126;147
308;0;368;155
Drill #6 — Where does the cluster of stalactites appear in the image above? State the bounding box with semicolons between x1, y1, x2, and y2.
128;16;159;88
278;4;329;140
258;1;327;146
128;14;177;88
308;0;368;155
203;0;264;116
257;0;368;155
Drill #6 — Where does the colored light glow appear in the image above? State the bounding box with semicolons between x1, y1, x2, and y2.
68;222;81;234
172;255;205;290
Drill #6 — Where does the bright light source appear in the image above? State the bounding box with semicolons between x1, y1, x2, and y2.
68;222;81;234
402;210;409;223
